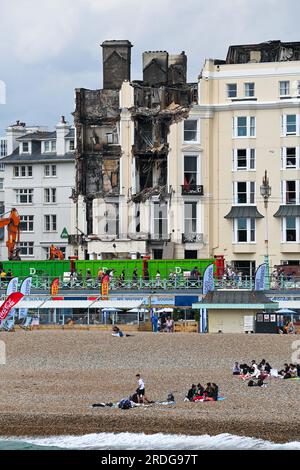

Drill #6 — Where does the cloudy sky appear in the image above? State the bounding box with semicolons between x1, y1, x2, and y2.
0;0;299;134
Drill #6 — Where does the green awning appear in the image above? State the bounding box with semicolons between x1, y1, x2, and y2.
274;205;300;217
192;290;278;310
224;206;264;219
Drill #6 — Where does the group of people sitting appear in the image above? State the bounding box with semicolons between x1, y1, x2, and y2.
278;363;300;379
233;358;300;385
233;359;272;386
185;382;219;402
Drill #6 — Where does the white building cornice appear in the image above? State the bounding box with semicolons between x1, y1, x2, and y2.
198;100;300;113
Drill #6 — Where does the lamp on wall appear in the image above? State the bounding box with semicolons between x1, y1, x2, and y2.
260;170;272;289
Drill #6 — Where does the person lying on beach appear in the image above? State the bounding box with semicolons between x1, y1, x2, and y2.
232;362;241;375
112;325;124;337
111;326;133;337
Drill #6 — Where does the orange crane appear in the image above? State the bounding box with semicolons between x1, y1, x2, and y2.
49;244;65;260
0;208;21;260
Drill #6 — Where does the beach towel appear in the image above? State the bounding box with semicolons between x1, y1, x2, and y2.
194;396;226;402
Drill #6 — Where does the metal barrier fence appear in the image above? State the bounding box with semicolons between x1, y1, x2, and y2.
6;312;144;327
1;276;300;291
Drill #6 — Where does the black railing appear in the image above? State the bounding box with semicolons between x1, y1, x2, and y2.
181;184;203;196
182;233;204;243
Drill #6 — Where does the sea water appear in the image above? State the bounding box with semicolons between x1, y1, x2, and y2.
0;433;299;450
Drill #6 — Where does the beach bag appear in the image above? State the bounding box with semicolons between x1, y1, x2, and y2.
248;380;254;387
118;399;132;409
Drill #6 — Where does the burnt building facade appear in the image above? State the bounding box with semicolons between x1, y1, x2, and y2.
72;41;208;260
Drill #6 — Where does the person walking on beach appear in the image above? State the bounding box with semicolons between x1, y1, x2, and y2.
136;373;149;404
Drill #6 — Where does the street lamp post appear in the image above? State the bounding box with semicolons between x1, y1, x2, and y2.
260;170;272;289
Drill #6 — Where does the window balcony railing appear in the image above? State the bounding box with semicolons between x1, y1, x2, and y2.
182;233;204;243
149;233;171;242
181;184;203;196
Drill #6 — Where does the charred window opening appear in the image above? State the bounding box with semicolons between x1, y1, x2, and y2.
102;159;119;194
136;158;167;193
134;119;169;152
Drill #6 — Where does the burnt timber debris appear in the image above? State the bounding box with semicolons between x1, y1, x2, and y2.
73;40;197;241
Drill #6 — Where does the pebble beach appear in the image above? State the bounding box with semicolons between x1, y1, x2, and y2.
0;330;299;444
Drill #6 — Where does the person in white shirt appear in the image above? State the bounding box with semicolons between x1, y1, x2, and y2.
136;374;149;403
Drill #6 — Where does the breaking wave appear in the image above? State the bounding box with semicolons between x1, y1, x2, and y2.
0;432;300;450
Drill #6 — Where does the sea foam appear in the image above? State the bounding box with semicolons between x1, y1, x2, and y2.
2;432;299;450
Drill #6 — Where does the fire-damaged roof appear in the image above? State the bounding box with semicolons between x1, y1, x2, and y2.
225;40;300;64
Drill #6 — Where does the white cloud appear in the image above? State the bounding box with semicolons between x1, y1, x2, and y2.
0;0;300;131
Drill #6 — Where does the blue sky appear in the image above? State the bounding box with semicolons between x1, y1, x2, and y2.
0;0;299;134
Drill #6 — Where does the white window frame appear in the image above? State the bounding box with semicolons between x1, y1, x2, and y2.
282;217;300;243
183;154;200;185
227;83;237;98
15;188;33;204
233;116;256;138
232;148;256;171
44;164;57;177
183;119;199;143
281;114;299;136
233;181;255;205
281;180;300;204
44;188;57;204
281;147;300;170
13;165;33;178
152;201;168;238
0;138;7;157
184;201;199;235
69;139;75;151
20;215;34;232
44;214;57;232
233;218;256;243
19;241;34;257
42;141;56;153
20;142;31;154
279;80;290;97
244;82;255;97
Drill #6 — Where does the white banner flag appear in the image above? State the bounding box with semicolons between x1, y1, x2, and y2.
202;264;214;295
255;264;266;291
18;277;32;319
200;264;214;334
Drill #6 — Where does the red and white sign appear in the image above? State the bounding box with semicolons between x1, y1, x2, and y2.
0;292;24;320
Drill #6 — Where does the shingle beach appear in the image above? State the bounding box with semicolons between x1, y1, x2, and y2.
0;330;299;443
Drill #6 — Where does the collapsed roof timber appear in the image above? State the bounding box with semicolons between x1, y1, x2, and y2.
73;40;197;234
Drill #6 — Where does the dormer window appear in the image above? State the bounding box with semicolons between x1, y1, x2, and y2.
69;139;75;151
43;141;56;153
22;142;29;153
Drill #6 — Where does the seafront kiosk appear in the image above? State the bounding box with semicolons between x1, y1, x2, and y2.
192;291;278;333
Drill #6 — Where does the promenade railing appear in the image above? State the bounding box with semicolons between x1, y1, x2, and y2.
1;276;300;291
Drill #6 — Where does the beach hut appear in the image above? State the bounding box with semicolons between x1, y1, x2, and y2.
192;291;278;333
